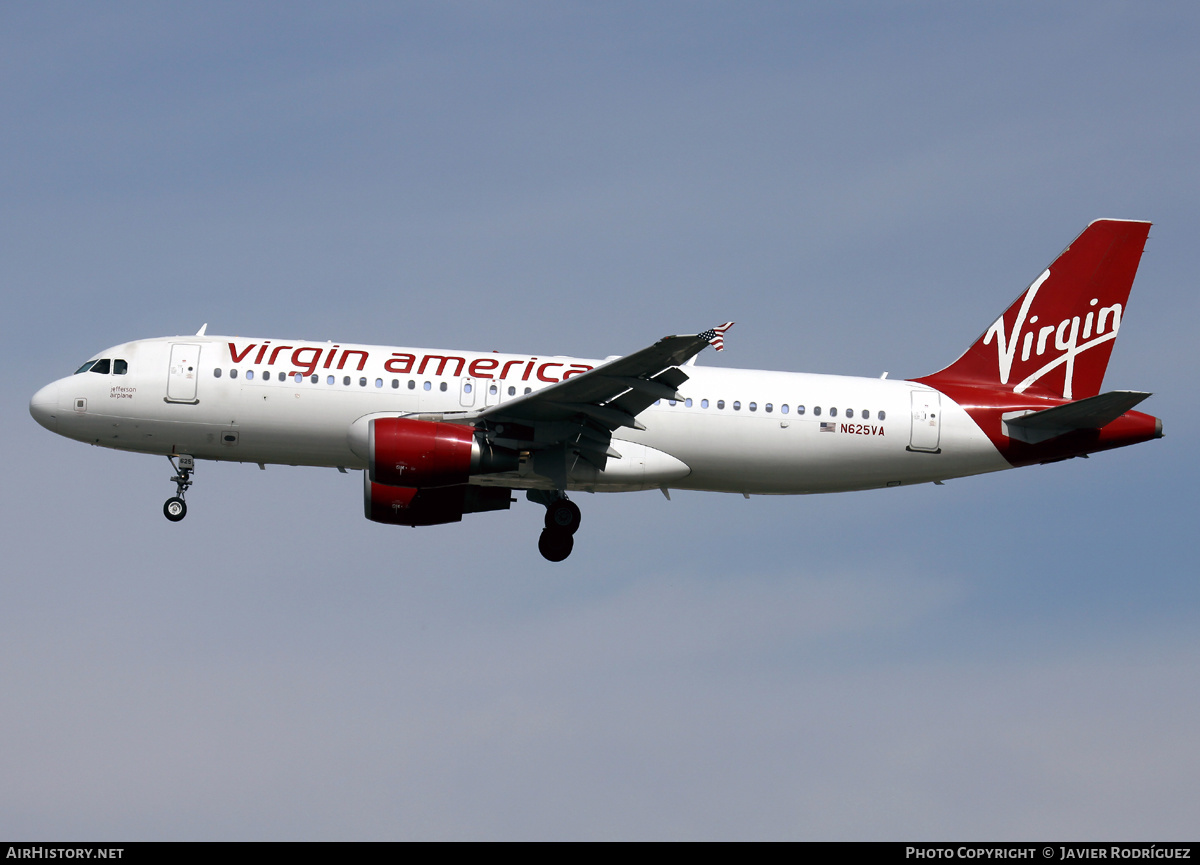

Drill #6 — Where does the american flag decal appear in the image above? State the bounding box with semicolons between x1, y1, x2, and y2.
699;321;734;351
820;422;837;433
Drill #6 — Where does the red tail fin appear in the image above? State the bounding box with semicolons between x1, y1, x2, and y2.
918;219;1151;400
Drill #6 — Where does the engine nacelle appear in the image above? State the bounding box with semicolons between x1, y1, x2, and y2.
367;417;518;488
370;417;474;487
364;476;513;526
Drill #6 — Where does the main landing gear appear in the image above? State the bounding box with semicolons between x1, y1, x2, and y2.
532;492;582;562
163;454;194;522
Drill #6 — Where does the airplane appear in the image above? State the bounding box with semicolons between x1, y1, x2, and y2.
29;219;1162;561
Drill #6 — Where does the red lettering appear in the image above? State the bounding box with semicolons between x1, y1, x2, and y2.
254;342;271;364
562;364;593;379
522;358;537;381
337;350;369;371
385;353;415;374
418;355;466;377
499;359;524;379
468;357;499;378
228;343;256;363
291;347;322;376
536;362;564;382
323;346;340;369
268;345;294;364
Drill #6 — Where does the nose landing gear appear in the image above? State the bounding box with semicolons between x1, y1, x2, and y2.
532;492;582;562
163;454;194;522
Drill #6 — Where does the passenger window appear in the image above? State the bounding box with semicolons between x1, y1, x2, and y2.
781;404;788;414
327;375;335;385
74;361;96;374
685;398;693;407
701;399;709;408
717;400;725;409
440;382;447;392
524;387;531;394
360;377;368;387
830;407;837;417
733;401;741;411
507;386;515;396
423;381;431;391
862;409;868;418
113;359;128;375
295;373;304;383
765;403;773;413
392;379;399;389
375;378;383;388
246;370;255;380
464;383;472;393
813;406;821;416
796;405;804;415
90;359;111;374
489;384;498;395
214;368;222;378
230;369;239;379
669;399;677;406
655;399;661;405
310;375;318;383
408;380;416;389
749;402;757;411
846;408;854;419
878;410;886;421
343;376;351;386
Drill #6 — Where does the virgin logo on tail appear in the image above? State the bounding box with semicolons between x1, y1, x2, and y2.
984;268;1124;399
917;219;1150;402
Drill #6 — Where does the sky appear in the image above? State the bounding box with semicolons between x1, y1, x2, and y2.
2;1;1199;841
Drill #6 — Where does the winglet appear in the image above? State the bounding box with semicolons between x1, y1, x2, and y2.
699;321;734;351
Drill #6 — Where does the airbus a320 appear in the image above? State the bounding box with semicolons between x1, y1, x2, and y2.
30;220;1162;561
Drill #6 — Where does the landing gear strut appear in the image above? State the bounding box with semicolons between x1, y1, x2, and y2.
529;491;582;561
164;454;194;522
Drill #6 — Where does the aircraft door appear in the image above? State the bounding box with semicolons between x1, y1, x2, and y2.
908;390;941;452
484;380;500;406
460;377;476;407
166;343;201;404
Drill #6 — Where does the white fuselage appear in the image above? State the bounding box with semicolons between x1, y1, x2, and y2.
31;335;1011;495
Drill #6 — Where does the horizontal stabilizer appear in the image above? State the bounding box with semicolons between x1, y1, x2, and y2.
1003;390;1151;444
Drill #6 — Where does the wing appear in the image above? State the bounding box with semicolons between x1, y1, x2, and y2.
461;325;732;487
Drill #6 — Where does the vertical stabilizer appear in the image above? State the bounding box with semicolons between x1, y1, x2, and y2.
917;219;1151;400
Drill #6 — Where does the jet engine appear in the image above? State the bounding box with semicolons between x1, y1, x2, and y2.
367;417;518;488
364;476;513;526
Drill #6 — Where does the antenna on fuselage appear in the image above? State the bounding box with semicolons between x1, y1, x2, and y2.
196;323;208;336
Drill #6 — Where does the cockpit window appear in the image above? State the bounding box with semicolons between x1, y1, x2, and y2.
90;359;111;375
113;359;128;375
74;360;97;374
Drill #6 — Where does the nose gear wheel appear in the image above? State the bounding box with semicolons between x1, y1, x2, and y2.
163;454;194;522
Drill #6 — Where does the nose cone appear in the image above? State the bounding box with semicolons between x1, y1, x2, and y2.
30;381;60;432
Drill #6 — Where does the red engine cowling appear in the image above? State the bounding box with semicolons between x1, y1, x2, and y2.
370;417;476;488
364;476;513;526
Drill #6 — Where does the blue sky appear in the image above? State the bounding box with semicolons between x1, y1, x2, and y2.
2;2;1198;840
